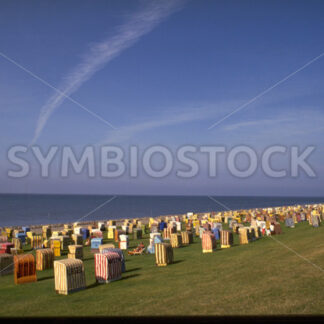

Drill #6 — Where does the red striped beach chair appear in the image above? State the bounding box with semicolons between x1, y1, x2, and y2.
95;251;122;283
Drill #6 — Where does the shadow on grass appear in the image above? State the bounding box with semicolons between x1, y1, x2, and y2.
86;274;141;287
125;267;141;273
38;276;54;281
87;282;100;290
171;260;184;265
120;274;140;281
219;245;243;251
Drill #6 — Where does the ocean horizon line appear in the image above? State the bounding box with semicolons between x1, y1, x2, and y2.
0;192;324;198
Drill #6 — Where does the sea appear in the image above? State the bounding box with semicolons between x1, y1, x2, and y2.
0;194;323;227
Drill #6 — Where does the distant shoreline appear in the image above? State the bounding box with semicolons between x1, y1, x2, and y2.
2;202;323;233
1;193;324;198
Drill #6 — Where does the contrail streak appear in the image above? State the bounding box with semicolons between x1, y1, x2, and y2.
30;1;184;145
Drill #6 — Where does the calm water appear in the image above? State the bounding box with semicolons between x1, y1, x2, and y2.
0;194;323;227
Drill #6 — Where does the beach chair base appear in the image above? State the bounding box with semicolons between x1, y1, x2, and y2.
96;277;121;284
15;275;37;285
55;287;85;295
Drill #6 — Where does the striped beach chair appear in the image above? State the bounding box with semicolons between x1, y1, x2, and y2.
100;248;125;273
54;259;86;295
220;230;233;248
202;231;216;253
36;248;54;271
155;243;173;266
95;251;122;283
14;254;37;284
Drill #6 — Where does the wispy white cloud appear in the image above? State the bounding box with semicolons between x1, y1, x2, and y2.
220;107;324;137
102;110;207;144
100;101;241;144
30;0;185;145
222;118;293;131
105;103;323;146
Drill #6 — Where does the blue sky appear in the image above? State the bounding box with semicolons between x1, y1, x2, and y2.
1;0;324;196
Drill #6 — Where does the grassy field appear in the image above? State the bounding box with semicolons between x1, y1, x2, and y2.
1;222;324;316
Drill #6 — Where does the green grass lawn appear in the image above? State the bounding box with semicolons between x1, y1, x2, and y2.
1;222;324;316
